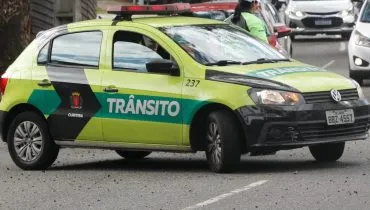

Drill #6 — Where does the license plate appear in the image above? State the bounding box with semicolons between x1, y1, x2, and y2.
315;19;332;26
325;109;355;125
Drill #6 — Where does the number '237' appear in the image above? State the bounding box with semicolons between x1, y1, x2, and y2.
185;79;200;87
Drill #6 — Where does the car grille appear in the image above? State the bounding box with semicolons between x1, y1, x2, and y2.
298;118;370;141
301;17;343;28
305;11;340;15
303;89;359;104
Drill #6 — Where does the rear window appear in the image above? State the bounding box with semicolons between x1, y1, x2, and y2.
50;31;102;67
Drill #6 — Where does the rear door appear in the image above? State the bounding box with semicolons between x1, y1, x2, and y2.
30;29;105;141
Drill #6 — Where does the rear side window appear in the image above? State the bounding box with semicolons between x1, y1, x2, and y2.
37;43;49;64
50;31;102;67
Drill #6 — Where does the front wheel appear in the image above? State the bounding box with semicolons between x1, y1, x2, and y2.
7;112;59;170
342;33;351;40
205;110;241;173
309;142;345;162
115;151;151;160
350;71;363;86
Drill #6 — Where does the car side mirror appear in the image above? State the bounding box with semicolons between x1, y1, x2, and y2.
146;59;180;76
274;24;292;38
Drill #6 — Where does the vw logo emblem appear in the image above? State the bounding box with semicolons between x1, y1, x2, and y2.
330;89;341;102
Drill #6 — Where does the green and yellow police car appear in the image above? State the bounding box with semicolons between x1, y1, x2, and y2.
0;3;369;173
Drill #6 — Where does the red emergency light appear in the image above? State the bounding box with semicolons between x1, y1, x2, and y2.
190;2;237;12
107;3;192;16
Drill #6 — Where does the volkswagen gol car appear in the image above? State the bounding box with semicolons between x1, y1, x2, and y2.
0;3;369;173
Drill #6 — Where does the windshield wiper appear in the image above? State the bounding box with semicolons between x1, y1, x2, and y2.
204;60;242;66
242;58;291;65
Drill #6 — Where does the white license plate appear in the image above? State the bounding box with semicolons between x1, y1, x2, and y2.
315;19;332;26
325;109;355;125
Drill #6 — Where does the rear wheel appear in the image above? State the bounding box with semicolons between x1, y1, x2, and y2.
205;110;241;173
309;142;345;162
115;151;151;160
7;112;59;170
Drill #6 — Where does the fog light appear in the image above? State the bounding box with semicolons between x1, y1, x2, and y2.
355;57;363;66
269;128;282;138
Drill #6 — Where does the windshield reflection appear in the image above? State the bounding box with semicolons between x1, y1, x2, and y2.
161;25;285;65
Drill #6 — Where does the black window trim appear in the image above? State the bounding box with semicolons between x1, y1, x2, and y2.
37;30;104;70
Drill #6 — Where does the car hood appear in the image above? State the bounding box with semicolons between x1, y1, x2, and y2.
356;22;370;35
208;61;355;92
289;0;351;13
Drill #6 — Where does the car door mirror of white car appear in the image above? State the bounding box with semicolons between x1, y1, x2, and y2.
274;24;292;38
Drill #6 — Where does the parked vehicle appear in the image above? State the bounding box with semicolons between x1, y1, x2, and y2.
284;0;359;39
348;0;370;85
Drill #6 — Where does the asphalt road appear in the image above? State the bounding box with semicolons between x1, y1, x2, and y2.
1;35;370;210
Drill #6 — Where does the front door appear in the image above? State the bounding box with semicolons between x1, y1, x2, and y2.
99;29;183;146
30;30;104;141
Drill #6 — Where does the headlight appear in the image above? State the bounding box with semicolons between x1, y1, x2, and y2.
341;10;349;16
341;5;353;16
354;30;370;48
289;11;304;17
249;89;304;105
351;79;366;100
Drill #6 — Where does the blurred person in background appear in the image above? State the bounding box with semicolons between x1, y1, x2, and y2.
231;0;269;43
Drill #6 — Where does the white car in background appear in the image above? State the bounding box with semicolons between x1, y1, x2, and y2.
348;0;370;85
284;0;358;40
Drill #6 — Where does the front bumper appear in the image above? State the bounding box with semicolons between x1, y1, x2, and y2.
287;14;355;35
236;99;370;149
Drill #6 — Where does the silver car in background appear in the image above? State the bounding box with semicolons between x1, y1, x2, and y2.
348;0;370;85
284;0;358;39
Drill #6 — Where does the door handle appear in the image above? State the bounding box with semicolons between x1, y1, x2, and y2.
37;79;52;87
104;87;118;93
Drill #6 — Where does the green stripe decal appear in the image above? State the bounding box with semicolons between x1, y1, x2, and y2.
28;90;207;125
28;90;61;115
94;93;207;124
246;66;326;79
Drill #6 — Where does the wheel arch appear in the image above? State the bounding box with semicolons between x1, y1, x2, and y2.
189;102;247;153
2;104;46;142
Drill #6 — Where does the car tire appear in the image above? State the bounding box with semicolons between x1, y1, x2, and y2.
349;71;363;86
309;142;345;162
7;112;59;170
342;33;351;40
115;150;151;160
290;44;293;57
205;109;241;173
290;35;295;41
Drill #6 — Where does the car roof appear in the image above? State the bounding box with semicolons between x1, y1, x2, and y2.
66;16;226;29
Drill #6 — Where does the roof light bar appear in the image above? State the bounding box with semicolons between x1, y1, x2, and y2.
107;3;192;16
190;2;237;12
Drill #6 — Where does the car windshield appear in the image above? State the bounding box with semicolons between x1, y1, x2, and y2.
192;11;228;21
361;2;370;23
160;24;286;65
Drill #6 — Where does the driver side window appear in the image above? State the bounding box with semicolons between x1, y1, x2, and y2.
113;31;173;73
